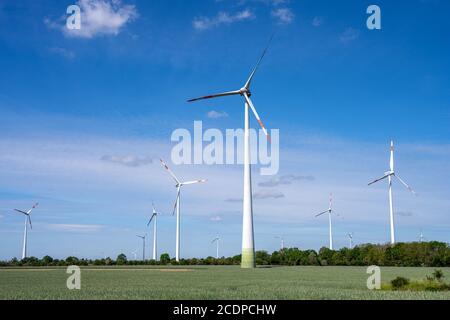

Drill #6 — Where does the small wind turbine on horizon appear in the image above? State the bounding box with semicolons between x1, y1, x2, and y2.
148;202;162;261
275;236;285;250
131;250;137;260
368;141;417;245
348;233;354;249
160;159;207;262
419;230;425;243
187;36;274;268
13;203;38;259
136;234;147;261
212;236;220;259
315;194;335;250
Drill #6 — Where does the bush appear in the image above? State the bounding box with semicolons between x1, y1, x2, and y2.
391;277;410;290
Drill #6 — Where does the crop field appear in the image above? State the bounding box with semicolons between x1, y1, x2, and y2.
0;266;449;300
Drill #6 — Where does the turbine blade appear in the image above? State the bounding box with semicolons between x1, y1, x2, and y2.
244;34;274;90
172;188;181;215
368;174;390;186
27;202;39;215
160;159;181;184
14;209;29;215
28;216;32;230
187;90;241;103
148;214;156;226
315;210;328;217
395;175;417;195
182;179;207;185
243;93;271;143
390;141;395;172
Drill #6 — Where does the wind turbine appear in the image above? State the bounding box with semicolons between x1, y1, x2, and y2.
368;141;416;245
136;234;147;261
275;236;285;250
13;203;38;259
212;236;220;259
419;230;425;243
131;250;137;260
187;36;273;268
160;159;207;262
315;194;334;250
348;233;354;249
147;203;161;261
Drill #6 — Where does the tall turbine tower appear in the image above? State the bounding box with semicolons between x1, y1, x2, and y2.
368;141;416;244
147;203;161;261
160;159;207;262
136;234;146;261
212;236;220;259
315;194;334;250
13;203;38;259
188;37;273;268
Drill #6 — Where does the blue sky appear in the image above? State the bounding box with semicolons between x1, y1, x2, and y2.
0;0;449;260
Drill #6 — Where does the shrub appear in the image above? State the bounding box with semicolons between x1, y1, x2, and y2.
391;277;410;290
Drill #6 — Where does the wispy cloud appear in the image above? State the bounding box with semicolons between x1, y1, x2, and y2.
254;190;285;199
259;174;314;188
210;215;223;222
312;16;323;27
45;223;105;233
397;211;414;217
207;110;229;119
271;8;294;24
193;9;255;30
100;155;154;168
339;27;360;43
49;47;76;59
46;0;137;39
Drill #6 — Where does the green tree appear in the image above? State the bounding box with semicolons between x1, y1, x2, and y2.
160;253;170;265
116;253;127;265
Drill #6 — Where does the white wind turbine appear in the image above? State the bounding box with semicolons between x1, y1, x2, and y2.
160;159;207;262
136;234;147;261
368;141;416;245
348;233;354;249
147;203;161;261
13;203;38;259
315;194;334;250
212;236;220;259
275;236;285;250
131;250;137;260
188;36;273;268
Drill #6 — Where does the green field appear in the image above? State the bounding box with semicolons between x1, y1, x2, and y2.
1;266;449;300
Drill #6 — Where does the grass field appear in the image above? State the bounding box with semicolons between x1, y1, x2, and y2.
1;266;449;300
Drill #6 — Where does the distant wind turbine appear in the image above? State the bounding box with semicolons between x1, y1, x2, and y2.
13;203;38;259
160;159;207;262
348;233;354;249
419;230;425;243
315;194;334;250
212;236;220;259
147;203;161;261
188;36;274;268
136;234;147;261
131;250;137;260
368;141;417;244
275;236;285;250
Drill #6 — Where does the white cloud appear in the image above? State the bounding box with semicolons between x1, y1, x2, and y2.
193;9;255;30
100;155;154;167
47;0;137;39
207;110;229;119
339;27;360;43
271;8;294;24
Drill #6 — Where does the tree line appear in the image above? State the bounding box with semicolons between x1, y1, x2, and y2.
1;242;449;267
